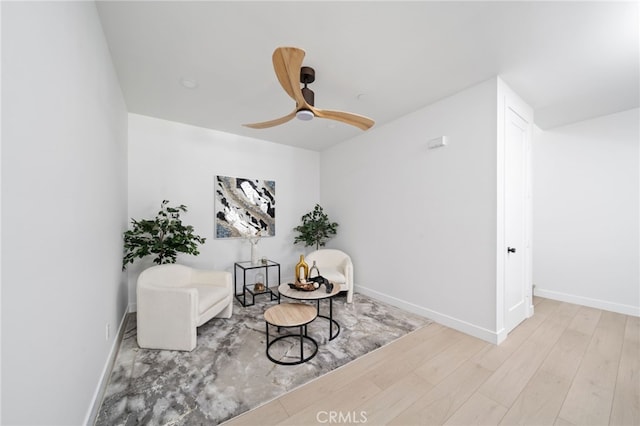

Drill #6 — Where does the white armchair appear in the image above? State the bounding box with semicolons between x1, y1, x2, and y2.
136;264;233;351
305;249;354;303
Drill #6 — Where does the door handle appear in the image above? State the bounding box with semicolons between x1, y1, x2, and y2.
507;247;516;253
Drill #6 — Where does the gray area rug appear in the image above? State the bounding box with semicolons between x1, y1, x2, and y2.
95;292;431;425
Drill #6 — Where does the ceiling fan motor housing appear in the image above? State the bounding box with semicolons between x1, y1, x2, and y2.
300;66;315;84
300;66;315;106
302;87;314;106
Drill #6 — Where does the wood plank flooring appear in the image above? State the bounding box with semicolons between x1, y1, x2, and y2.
224;298;639;426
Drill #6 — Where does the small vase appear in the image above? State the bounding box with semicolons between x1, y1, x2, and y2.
295;254;309;282
251;243;258;265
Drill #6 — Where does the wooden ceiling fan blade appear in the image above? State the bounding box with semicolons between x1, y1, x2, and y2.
272;47;308;108
312;107;375;131
243;110;296;129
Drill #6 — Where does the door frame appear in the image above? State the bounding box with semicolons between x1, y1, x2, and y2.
496;78;534;344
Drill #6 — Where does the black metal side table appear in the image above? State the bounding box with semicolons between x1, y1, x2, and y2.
264;303;318;365
277;282;341;341
234;259;280;307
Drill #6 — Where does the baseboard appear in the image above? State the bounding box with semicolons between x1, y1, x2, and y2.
355;284;502;344
534;288;640;317
83;308;130;426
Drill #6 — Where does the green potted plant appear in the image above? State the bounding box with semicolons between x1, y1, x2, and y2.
293;204;339;250
122;200;206;269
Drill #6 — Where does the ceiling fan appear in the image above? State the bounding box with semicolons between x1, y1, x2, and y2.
243;47;375;131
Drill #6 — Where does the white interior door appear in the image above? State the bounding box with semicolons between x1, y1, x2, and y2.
504;107;529;333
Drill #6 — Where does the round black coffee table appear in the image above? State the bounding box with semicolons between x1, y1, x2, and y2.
278;282;341;341
264;303;318;365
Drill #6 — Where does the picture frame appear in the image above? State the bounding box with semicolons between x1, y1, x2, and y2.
214;175;275;238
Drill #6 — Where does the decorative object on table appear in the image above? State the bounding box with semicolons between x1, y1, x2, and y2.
293;204;338;250
295;254;309;282
254;272;266;293
288;275;333;293
260;257;268;265
287;281;316;291
122;200;206;269
309;260;320;279
215;175;275;238
244;231;263;265
308;275;334;293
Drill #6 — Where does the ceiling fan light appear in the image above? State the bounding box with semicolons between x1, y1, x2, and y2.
296;109;314;121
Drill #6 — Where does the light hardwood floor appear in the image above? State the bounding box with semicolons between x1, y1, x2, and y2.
225;297;639;426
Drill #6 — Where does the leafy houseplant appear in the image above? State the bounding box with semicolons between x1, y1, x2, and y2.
122;200;206;269
293;204;339;250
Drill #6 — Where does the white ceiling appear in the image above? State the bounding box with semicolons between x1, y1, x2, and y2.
96;1;639;151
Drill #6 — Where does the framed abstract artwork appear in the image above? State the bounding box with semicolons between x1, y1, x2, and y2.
215;175;275;238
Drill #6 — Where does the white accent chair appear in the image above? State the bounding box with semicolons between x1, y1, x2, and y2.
136;264;233;351
305;249;354;303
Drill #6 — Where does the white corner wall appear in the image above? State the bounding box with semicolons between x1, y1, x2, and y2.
2;2;128;425
127;114;320;306
533;108;640;316
320;78;501;341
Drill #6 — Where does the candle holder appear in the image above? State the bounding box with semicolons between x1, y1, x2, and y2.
254;272;266;292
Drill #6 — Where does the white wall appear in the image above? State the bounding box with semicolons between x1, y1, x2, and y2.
1;2;128;425
533;108;640;316
127;114;320;305
321;78;501;341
